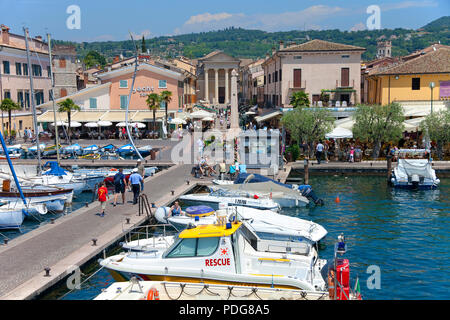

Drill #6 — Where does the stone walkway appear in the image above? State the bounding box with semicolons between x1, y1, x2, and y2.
0;163;205;299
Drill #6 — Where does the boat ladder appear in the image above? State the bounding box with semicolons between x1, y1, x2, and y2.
138;193;155;223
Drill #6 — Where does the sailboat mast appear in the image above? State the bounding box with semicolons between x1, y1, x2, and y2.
23;27;42;175
47;33;60;165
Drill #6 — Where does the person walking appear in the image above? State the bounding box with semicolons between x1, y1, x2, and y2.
316;140;324;164
137;159;145;191
113;168;127;206
219;160;227;181
129;168;143;205
97;182;108;217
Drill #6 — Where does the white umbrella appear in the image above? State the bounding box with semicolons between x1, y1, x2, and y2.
325;127;353;139
245;111;257;115
85;122;99;128
130;122;146;128
69;121;82;128
50;121;67;127
97;120;113;127
169;118;186;125
202;116;214;121
116;122;131;127
190;110;214;118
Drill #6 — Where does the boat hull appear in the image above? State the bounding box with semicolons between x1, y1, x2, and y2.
0;209;24;229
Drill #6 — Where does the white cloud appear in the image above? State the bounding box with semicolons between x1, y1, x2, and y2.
350;22;366;32
185;12;234;25
175;5;348;34
381;0;438;11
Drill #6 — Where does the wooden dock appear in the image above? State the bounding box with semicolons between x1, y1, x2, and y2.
0;164;206;300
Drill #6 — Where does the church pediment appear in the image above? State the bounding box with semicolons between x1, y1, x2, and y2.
199;50;240;63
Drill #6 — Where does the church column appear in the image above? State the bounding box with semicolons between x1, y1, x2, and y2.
204;68;209;103
214;68;219;105
225;68;229;105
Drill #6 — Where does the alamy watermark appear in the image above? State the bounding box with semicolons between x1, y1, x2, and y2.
366;5;381;30
66;5;81;30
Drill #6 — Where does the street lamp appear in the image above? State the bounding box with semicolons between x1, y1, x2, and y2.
429;81;435;114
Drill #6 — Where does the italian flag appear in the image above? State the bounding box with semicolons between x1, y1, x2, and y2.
354;276;362;300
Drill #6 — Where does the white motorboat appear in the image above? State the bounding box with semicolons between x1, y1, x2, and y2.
153;205;327;242
179;190;280;212
94;280;332;300
100;221;328;292
0;201;47;229
390;149;440;190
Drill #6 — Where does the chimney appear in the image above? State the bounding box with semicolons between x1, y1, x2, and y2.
1;24;10;45
279;41;284;50
271;46;276;55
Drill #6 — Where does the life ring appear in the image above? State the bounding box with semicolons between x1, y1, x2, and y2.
146;287;160;300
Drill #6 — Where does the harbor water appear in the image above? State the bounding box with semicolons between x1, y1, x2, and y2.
43;175;449;300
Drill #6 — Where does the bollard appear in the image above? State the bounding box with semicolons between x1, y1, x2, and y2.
4;238;8;245
44;267;51;277
126;218;130;224
92;238;97;246
171;190;175;196
151;202;155;208
85;202;89;208
277;178;281;182
145;160;148;164
186;180;190;185
284;167;287;172
50;218;55;224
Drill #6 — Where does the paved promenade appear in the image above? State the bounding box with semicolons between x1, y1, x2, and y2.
0;163;206;299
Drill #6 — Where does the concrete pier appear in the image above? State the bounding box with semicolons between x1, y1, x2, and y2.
0;164;205;300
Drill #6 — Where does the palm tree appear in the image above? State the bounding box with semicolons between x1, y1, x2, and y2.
0;98;22;141
146;93;160;138
290;91;310;109
57;98;80;144
160;90;172;137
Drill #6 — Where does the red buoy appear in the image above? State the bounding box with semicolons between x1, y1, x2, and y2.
335;196;340;203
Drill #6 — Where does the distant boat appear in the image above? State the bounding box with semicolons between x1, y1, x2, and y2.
82;145;99;155
117;144;152;157
62;143;82;156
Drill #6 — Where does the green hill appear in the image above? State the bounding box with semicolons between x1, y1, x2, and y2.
55;16;450;64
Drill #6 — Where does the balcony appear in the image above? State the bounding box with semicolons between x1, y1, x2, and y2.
336;79;355;89
288;80;306;90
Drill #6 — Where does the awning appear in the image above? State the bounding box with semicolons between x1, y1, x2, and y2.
132;110;165;122
334;117;355;130
100;110;138;122
401;103;446;117
71;111;107;122
403;117;425;132
37;110;71;122
255;110;282;123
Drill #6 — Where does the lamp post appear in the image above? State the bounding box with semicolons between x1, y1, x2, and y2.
429;82;435;114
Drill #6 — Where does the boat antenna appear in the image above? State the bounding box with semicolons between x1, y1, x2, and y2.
125;32;144;161
0;131;29;216
47;33;61;165
24;27;42;175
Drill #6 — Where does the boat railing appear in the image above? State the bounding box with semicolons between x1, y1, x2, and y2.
122;223;178;248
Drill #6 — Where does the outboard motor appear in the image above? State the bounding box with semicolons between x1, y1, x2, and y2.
299;185;324;206
411;174;420;190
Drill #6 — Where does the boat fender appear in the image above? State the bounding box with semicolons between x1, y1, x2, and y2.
146;287;160;300
154;207;170;224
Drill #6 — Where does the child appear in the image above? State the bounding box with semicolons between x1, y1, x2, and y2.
97;182;108;217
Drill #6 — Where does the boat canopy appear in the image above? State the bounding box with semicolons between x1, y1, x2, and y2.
179;222;242;239
185;205;215;217
63;143;81;151
42;161;67;176
234;173;311;192
83;145;99;151
117;144;133;152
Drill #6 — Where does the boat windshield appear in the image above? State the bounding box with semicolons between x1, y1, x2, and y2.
397;149;430;159
164;237;220;258
255;231;309;243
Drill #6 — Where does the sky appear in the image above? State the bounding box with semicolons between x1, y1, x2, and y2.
0;0;448;42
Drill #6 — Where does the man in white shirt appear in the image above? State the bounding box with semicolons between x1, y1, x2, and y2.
316;140;324;164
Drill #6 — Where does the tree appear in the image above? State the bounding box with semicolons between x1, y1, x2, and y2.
0;98;21;140
420;110;450;160
289;91;310;108
353;103;405;158
57;98;80;144
281;107;334;158
160;90;172;137
83;50;107;69
146;93;161;135
141;36;147;53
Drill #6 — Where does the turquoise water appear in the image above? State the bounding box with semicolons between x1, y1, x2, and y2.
47;175;449;300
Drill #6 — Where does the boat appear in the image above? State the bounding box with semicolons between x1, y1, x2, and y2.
390;149;440;190
179;189;280;212
0;144;22;159
0;201;47;230
100;221;357;299
154;204;327;241
94;279;333;300
81;144;99;155
137;145;153;157
116;144;152;158
42;144;62;158
214;173;324;206
61;143;82;156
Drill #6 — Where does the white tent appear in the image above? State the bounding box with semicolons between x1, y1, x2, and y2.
403;117;425;133
69;121;82;128
202;116;214;121
116;122;132;127
50;121;67;127
326;127;353;139
130;122;146;128
169;118;186;125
